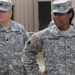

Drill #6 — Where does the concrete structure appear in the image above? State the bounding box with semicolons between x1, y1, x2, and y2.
11;0;75;32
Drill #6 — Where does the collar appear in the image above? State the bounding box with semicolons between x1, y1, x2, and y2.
0;20;21;32
49;25;75;37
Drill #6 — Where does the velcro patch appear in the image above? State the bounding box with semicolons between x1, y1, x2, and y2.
30;35;36;44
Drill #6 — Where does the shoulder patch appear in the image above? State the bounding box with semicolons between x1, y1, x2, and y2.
26;35;37;47
30;35;36;44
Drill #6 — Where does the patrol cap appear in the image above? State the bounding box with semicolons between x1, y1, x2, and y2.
52;0;72;13
0;0;12;11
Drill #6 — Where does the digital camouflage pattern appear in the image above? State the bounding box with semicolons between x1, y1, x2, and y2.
0;0;12;11
48;20;55;27
52;0;72;13
22;25;75;75
0;20;29;75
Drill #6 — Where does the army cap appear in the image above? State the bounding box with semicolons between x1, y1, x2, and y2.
0;0;12;11
52;0;72;13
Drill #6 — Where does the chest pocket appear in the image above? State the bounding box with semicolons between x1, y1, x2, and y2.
43;37;75;58
0;31;24;52
9;31;24;52
43;37;64;50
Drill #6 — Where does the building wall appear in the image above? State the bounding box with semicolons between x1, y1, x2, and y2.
11;0;75;32
33;0;53;31
11;0;34;32
72;0;75;24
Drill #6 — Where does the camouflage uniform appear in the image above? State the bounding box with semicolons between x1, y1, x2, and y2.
0;20;29;75
48;20;55;27
22;25;75;75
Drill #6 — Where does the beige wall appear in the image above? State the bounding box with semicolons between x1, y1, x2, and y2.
11;0;34;32
11;0;53;32
11;0;75;32
72;0;75;24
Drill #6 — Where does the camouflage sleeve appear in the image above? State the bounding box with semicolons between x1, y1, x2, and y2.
22;34;43;75
22;27;30;45
16;22;30;45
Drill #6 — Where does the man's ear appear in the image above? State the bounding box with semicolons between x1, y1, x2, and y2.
9;10;12;18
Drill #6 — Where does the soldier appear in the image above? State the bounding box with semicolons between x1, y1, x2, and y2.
0;0;29;75
22;0;75;75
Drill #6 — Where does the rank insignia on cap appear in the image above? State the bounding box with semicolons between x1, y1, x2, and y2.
0;3;3;6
